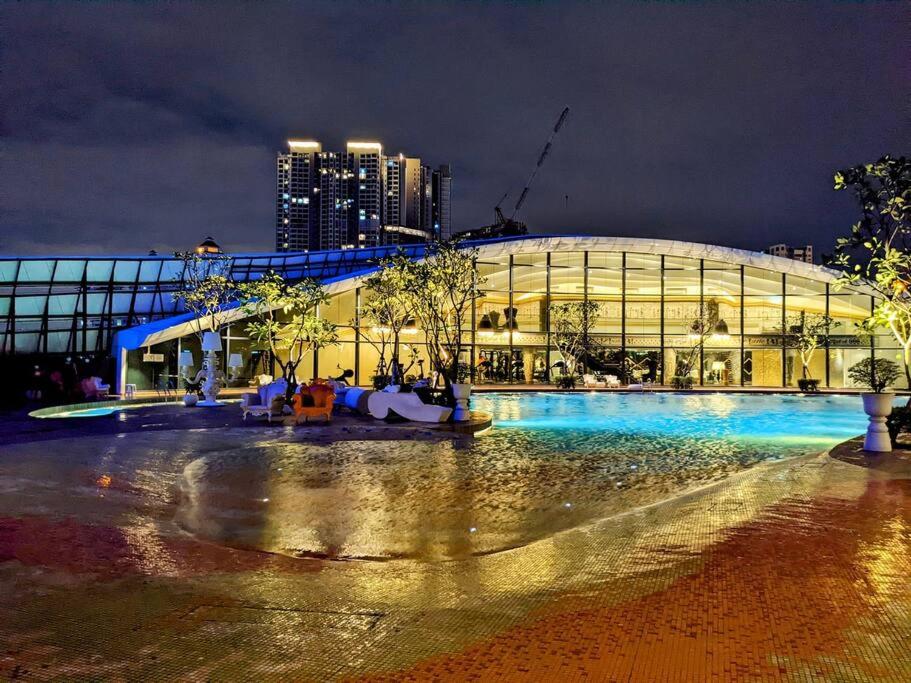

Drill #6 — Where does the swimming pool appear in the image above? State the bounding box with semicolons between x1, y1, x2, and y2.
177;392;881;561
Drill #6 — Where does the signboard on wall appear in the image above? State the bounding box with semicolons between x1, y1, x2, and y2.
143;352;165;363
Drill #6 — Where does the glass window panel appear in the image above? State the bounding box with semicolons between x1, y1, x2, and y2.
18;261;54;282
46;331;70;353
53;260;86;282
587;297;622;334
662;269;701;296
113;261;140;282
587;252;622;269
0;261;17;282
87;293;107;315
784;295;827;318
549;266;584;294
624;253;661;269
587;268;622;294
48;294;77;315
625;298;661;335
703;350;740;386
744;349;782;387
86;260;114;281
549;252;584;268
664;255;700;270
158;260;184;282
703;259;740;270
663;300;702;336
512;252;546;267
624;270;661;295
511;265;546;292
703;269;741;296
0;297;8;316
512;296;546;333
139;260;163;281
479;266;510;292
14;333;39;353
17;295;47;315
785;275;826;296
133;293;155;314
323;290;356;326
743;295;782;334
112;293;133;312
743;267;783;296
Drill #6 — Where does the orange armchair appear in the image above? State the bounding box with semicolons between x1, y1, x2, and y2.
292;383;336;423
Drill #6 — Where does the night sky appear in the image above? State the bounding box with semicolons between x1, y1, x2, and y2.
1;2;907;257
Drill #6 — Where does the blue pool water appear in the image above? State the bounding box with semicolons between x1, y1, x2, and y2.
473;392;878;450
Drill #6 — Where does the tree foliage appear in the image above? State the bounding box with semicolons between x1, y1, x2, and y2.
238;272;338;400
549;300;601;377
355;250;416;385
401;241;485;386
173;252;235;336
829;155;911;380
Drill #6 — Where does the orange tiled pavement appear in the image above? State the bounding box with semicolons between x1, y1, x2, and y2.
358;477;911;682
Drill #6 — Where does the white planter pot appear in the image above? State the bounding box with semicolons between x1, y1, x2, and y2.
451;383;472;422
861;391;893;452
183;393;198;407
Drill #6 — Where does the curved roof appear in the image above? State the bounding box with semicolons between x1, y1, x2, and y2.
115;234;848;350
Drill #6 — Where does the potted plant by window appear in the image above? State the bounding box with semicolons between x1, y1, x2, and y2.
848;357;900;452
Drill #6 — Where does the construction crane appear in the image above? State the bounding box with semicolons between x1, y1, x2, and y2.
456;106;570;241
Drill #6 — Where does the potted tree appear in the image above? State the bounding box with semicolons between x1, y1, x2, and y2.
784;311;838;393
400;241;485;421
848;357;900;452
173;252;235;406
238;272;339;406
354;251;416;389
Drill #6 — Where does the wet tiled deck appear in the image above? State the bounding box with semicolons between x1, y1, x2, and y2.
1;411;909;680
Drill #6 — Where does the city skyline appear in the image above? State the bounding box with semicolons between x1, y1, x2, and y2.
1;2;907;256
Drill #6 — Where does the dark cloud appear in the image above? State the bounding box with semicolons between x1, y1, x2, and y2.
1;1;907;256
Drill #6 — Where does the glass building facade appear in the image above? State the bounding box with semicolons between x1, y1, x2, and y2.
108;236;905;393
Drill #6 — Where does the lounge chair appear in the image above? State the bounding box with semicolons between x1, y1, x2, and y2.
604;375;621;388
292;383;335;423
583;374;606;388
367;389;453;422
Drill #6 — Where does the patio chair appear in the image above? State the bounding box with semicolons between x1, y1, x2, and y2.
292;383;335;423
604;375;621;388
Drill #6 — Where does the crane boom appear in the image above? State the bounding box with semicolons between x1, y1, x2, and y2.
511;106;570;219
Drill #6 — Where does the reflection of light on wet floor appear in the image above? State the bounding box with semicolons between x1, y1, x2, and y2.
169;393;880;562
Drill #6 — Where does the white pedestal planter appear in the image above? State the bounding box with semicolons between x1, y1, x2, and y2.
451;383;472;422
862;391;893;452
183;393;198;407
